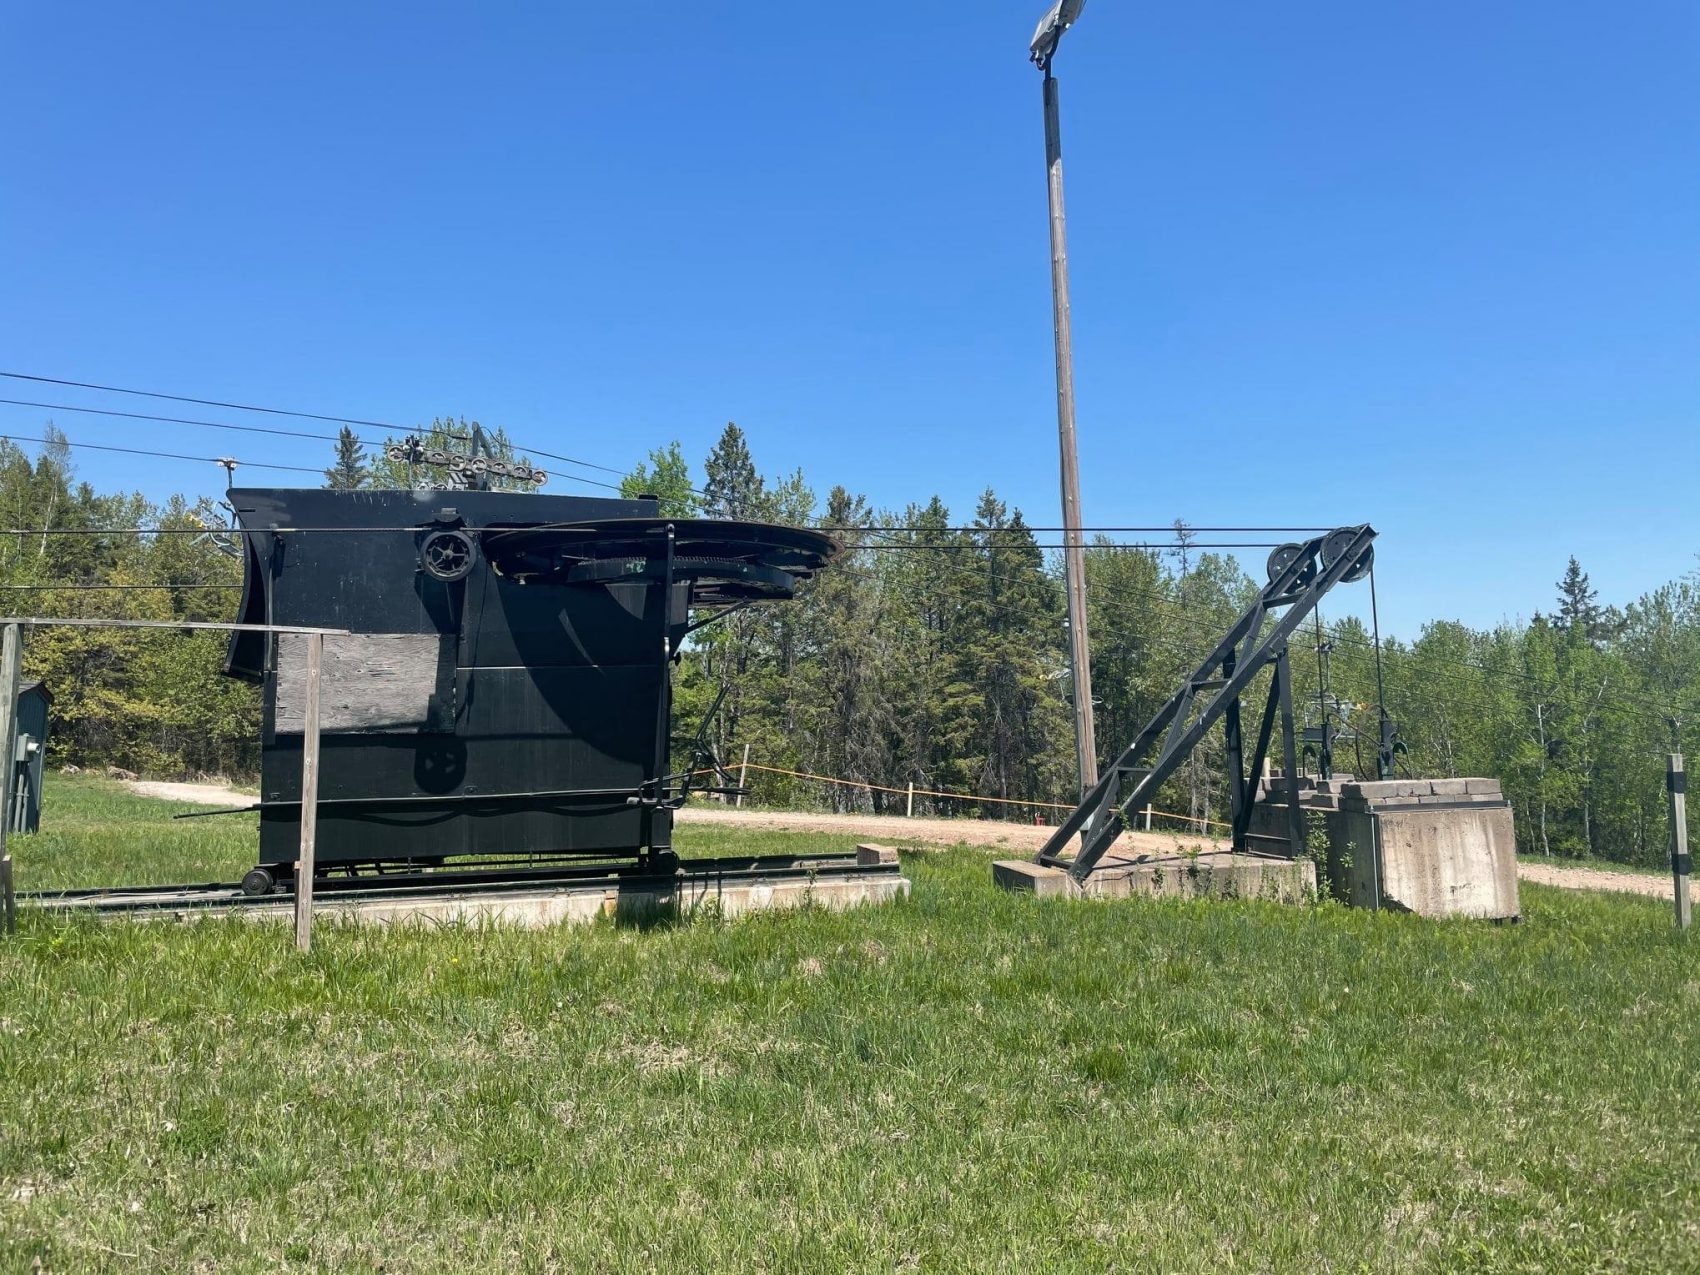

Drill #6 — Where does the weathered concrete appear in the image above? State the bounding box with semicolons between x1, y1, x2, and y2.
993;850;1315;903
32;870;911;929
855;843;901;867
1253;774;1520;919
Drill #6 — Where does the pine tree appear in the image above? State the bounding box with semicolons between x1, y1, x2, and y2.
1557;557;1601;635
701;423;764;520
324;426;368;490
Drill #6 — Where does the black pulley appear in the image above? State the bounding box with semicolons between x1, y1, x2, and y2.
420;528;477;582
1320;528;1375;583
1266;542;1309;584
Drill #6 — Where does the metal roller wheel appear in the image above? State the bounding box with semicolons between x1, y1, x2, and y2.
1320;528;1375;583
240;867;276;897
1266;542;1309;584
420;528;477;582
529;469;548;487
384;444;407;462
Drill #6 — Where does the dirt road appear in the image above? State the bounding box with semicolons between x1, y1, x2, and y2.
1514;862;1692;904
120;780;1689;903
675;803;1226;858
128;780;254;806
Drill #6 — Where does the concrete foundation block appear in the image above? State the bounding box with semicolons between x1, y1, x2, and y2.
994;852;1316;904
991;860;1079;898
1252;778;1520;919
1376;805;1519;920
855;843;901;867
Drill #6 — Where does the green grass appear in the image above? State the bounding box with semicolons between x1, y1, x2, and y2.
2;778;1697;1272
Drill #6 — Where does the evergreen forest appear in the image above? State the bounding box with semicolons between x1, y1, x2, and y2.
2;420;1693;868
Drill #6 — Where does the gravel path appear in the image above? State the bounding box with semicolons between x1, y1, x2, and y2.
120;780;1688;901
676;803;1226;858
127;780;254;806
1515;862;1692;903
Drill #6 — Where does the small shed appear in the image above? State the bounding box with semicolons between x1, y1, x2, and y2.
10;680;50;834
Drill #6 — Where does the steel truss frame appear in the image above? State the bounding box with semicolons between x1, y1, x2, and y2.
1037;525;1378;881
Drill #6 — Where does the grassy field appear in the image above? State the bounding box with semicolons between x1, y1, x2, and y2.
2;778;1697;1272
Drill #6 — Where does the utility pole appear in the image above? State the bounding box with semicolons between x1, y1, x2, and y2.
1031;0;1098;794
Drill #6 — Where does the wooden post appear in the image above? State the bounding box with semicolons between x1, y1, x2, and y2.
906;783;914;818
1;854;14;937
735;743;751;809
1142;805;1152;832
0;624;21;888
294;632;324;953
1670;751;1690;932
1042;68;1099;799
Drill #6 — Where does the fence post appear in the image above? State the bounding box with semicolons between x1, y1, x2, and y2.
735;743;751;808
1670;750;1690;932
906;783;914;818
294;632;324;953
1;854;13;937
0;623;21;919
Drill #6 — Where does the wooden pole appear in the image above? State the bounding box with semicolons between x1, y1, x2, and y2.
294;632;324;953
1042;68;1099;798
1670;751;1690;932
906;783;914;819
1;854;14;937
0;624;21;881
735;742;751;808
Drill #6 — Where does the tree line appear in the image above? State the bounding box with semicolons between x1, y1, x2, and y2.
2;420;1693;867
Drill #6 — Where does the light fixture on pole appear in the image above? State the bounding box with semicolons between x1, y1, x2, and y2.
1030;0;1086;67
1030;0;1099;795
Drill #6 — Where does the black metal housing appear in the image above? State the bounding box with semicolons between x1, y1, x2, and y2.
224;489;836;876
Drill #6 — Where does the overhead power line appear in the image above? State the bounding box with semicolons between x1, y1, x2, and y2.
0;397;348;444
0;432;323;475
0;370;630;481
0;370;408;430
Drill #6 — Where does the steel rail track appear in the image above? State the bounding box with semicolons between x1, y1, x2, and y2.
22;851;896;916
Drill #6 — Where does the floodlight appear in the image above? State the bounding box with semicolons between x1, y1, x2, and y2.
1029;0;1086;66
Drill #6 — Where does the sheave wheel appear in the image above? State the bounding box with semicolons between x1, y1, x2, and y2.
420;529;476;582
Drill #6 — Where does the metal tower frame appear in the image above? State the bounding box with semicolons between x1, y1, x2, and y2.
1036;525;1378;881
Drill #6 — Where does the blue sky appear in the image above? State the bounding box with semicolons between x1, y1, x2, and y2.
2;1;1695;637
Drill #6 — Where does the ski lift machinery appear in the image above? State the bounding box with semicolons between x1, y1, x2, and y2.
221;487;838;893
1034;525;1377;882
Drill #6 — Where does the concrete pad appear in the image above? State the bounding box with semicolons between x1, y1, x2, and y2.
994;851;1315;904
35;870;912;930
991;859;1076;898
855;843;901;867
